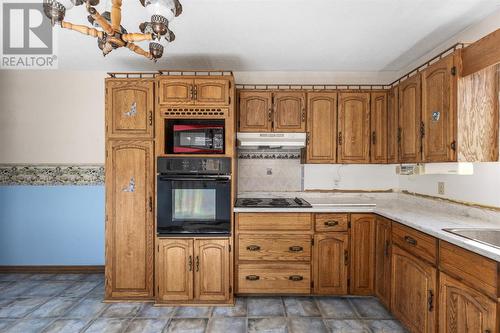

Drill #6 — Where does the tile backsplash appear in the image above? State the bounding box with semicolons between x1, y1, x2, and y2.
237;151;302;192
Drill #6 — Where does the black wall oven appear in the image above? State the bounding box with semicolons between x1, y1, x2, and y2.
157;157;231;235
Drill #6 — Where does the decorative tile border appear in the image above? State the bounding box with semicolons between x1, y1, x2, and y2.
238;150;301;160
0;164;104;186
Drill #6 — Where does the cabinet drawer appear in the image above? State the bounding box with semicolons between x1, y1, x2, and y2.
237;213;312;232
238;235;311;262
237;263;311;294
315;214;349;232
439;241;498;299
392;223;437;264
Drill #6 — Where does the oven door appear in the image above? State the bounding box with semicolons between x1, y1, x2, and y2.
157;175;231;235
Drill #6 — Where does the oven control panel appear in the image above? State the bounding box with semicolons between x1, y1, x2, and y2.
157;157;231;175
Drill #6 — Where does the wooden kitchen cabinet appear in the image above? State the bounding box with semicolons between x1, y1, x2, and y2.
399;74;422;163
391;245;437;333
439;272;497;333
370;92;388;163
421;54;457;162
306;92;337;163
159;78;230;105
105;79;154;139
238;91;273;132
105;140;154;300
350;214;375;295
387;85;399;163
313;233;349;295
338;92;371;163
273;92;306;132
156;238;231;303
374;216;391;309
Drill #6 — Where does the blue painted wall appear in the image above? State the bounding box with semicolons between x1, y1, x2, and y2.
0;186;104;265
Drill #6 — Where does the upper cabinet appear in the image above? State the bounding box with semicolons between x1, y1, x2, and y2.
238;91;273;132
370;92;388;163
338;92;371;163
387;86;399;163
273;92;306;132
106;79;154;139
237;91;306;133
159;78;230;106
421;54;457;162
399;74;422;163
306;92;337;163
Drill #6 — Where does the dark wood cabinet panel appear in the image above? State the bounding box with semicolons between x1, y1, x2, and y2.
313;233;349;295
399;75;422;163
338;92;371;163
370;92;388;163
195;79;230;105
306;92;337;163
374;217;391;309
159;78;194;105
238;91;272;132
350;214;375;295
194;239;230;302
274;92;306;132
387;86;399;163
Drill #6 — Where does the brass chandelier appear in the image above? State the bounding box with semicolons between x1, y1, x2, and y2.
43;0;182;61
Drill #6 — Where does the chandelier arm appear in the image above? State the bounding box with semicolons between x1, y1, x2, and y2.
122;33;153;43
61;21;103;39
127;43;153;60
88;7;114;35
111;0;122;32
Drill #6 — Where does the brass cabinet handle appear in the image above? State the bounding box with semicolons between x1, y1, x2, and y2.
246;275;260;281
428;289;434;312
195;255;199;272
372;131;376;145
190;85;194;100
188;255;192;271
148;110;153;126
344;250;348;265
148;196;153;212
246;245;261;251
289;246;303;252
289;275;303;281
404;236;417;246
384;240;390;257
193;85;198;100
306;132;310;145
338;132;343;145
268;108;272;121
324;220;339;227
301;107;306;122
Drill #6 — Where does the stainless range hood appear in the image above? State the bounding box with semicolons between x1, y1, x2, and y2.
237;133;306;149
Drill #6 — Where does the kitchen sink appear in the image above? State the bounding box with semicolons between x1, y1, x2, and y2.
443;228;500;249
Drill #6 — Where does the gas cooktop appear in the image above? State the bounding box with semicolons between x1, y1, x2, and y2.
235;197;312;208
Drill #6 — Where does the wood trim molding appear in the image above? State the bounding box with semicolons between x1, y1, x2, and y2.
0;266;104;274
461;28;500;77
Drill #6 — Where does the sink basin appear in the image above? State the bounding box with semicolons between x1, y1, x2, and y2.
443;228;500;249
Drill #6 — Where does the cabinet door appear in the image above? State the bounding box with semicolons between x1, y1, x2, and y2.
194;239;230;302
399;75;422;163
273;92;306;132
195;79;230;105
156;239;194;302
371;92;388;163
350;214;375;295
238;91;272;132
158;78;194;105
338;92;371;163
391;245;437;333
387;86;399;163
306;92;337;163
106;80;154;139
375;217;392;309
422;54;457;162
313;233;348;295
439;273;496;333
105;140;154;299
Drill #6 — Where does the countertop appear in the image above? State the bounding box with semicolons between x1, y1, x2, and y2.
234;192;500;262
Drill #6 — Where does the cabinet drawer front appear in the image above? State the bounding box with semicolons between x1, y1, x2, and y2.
392;223;437;264
238;235;311;261
439;241;498;299
237;264;310;294
315;214;349;232
237;213;312;232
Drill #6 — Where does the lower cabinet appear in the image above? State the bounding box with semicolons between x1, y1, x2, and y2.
374;216;391;308
439;272;497;333
391;245;437;333
156;238;231;304
350;214;375;295
313;233;349;295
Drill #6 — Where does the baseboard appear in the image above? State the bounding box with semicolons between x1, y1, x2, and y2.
0;265;104;274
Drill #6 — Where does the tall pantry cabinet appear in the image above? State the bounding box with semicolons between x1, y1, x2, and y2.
105;79;155;300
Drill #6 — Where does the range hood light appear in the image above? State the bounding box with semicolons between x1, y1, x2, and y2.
237;132;307;148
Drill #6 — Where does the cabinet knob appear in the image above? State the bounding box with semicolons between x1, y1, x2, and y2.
289;246;303;252
246;275;260;281
289;275;303;281
324;220;339;227
246;245;261;251
195;255;199;272
188;255;192;271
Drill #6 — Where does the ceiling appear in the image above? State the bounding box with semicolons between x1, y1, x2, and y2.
59;0;500;72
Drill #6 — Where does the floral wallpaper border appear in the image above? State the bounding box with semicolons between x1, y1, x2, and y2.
238;150;301;160
0;164;104;186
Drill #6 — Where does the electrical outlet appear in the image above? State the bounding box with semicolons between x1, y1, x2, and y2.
438;182;445;195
